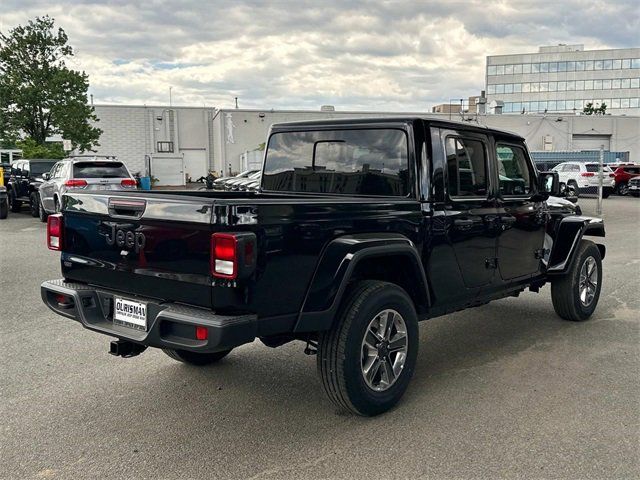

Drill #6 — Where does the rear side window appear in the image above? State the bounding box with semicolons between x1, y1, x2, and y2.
496;145;533;196
445;137;487;198
262;129;409;196
585;164;613;172
73;162;129;178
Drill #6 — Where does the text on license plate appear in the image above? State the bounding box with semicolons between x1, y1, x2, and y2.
114;297;147;331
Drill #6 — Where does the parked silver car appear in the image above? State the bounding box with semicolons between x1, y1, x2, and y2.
38;156;137;221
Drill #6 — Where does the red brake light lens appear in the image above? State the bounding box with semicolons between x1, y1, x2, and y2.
121;178;137;187
211;233;237;279
64;179;88;188
581;172;595;177
47;214;63;250
195;325;208;341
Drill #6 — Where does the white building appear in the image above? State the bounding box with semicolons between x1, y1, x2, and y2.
486;45;640;115
87;104;640;186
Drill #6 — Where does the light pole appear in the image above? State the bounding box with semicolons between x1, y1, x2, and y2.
169;86;173;107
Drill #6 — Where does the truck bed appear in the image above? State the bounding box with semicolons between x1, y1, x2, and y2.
59;189;423;326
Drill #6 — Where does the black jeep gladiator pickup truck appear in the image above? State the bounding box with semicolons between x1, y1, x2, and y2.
42;118;605;416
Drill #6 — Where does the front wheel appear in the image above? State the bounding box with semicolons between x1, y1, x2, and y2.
38;196;48;222
551;240;602;321
30;192;40;217
8;190;21;212
163;348;232;366
317;280;419;416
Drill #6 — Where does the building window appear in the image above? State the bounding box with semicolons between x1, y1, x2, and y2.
612;59;622;70
523;63;531;74
585;60;594;70
632;58;640;68
157;141;174;153
622;59;631;68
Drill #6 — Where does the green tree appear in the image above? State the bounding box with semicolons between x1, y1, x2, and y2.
16;138;65;159
0;16;101;152
583;102;608;115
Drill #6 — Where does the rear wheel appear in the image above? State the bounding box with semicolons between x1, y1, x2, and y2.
30;192;40;217
0;198;7;219
317;280;419;416
551;240;602;321
163;348;232;366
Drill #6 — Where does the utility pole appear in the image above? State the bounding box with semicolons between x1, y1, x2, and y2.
169;86;173;107
235;97;239;109
597;145;604;215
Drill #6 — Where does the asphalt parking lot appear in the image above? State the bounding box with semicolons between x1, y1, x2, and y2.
1;197;639;480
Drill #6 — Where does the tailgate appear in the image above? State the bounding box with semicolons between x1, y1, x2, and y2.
60;193;215;307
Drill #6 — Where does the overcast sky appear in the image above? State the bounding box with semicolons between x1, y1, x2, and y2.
2;1;638;111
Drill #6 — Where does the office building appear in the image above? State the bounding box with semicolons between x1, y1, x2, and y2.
486;45;640;114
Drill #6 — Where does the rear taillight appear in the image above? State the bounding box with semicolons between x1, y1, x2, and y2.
121;178;137;188
47;214;63;250
581;172;595;177
210;232;257;280
211;233;237;278
64;179;88;188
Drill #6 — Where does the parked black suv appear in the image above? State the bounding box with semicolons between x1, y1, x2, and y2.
6;159;58;216
42;118;605;416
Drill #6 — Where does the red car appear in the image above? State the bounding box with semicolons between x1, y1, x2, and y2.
612;164;640;195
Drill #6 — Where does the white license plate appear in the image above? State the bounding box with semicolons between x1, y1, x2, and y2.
113;297;147;331
630;185;639;190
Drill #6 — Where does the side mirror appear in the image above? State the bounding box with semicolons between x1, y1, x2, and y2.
42;173;51;181
538;171;560;197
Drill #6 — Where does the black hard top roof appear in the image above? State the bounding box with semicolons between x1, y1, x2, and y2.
271;116;524;141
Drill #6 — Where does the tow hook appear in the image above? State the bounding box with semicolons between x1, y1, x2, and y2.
109;340;147;358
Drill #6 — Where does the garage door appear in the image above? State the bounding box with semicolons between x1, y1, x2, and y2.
572;134;611;151
151;156;185;186
182;150;208;181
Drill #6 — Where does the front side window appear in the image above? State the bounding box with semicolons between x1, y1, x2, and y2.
262;129;409;196
496;145;533;197
445;137;487;198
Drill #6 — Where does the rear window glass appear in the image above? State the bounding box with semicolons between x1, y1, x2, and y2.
262;129;409;196
73;162;129;178
31;162;57;175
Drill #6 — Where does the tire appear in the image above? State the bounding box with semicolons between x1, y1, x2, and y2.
616;182;628;196
567;180;579;198
38;197;48;222
0;199;7;219
551;239;602;322
163;348;232;366
30;192;40;217
317;280;419;416
8;190;21;212
602;190;611;199
54;197;60;213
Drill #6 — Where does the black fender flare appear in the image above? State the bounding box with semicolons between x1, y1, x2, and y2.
547;216;605;274
293;233;430;333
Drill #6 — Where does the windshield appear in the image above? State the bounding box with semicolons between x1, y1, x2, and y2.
31;162;57;175
262;128;409;196
73;161;129;178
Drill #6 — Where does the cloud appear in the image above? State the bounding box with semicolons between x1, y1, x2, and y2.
1;0;637;110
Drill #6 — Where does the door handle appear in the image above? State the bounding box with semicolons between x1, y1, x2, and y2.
453;219;474;227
